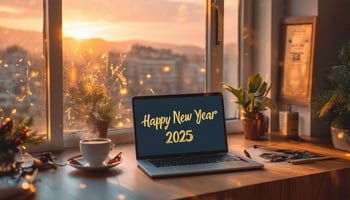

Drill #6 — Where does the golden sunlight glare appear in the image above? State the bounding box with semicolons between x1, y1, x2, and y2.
63;22;102;40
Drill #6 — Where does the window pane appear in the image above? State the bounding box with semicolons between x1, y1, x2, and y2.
0;1;46;133
223;0;240;119
62;0;206;133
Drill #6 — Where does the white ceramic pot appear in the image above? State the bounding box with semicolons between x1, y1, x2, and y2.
331;127;350;151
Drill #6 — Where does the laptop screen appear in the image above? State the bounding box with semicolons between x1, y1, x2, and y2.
132;92;228;159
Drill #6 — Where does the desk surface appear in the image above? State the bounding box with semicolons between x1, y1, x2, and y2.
5;134;350;200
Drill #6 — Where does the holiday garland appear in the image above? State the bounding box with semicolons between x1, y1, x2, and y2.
0;117;41;162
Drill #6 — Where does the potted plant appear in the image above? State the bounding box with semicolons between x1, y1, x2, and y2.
64;54;127;138
223;73;276;140
66;74;113;138
311;39;350;151
0;115;42;175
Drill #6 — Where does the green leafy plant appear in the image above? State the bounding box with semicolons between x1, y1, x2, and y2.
64;53;127;130
223;73;276;113
67;74;115;124
311;39;350;129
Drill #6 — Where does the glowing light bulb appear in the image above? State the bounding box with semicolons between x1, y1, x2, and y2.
163;66;171;73
120;88;128;95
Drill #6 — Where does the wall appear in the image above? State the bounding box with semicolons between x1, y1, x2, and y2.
282;0;317;137
248;0;281;132
310;0;350;137
284;0;350;137
285;0;317;16
251;0;350;137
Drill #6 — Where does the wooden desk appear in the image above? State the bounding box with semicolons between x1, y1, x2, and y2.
6;134;350;200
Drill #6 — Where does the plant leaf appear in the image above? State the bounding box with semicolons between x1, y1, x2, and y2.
248;74;262;93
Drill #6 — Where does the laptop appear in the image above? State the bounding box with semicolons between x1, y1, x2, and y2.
132;92;263;178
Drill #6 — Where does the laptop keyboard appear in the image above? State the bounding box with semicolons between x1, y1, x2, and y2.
150;154;242;167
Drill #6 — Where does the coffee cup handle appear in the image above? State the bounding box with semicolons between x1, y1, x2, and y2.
110;142;115;151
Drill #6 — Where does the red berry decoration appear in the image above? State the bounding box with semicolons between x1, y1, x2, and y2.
21;129;28;140
1;118;13;133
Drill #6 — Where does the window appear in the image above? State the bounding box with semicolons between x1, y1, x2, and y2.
62;0;207;135
0;1;47;136
1;0;240;151
223;1;240;119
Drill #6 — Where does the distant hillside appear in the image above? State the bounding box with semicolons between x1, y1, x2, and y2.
0;27;43;53
0;26;205;56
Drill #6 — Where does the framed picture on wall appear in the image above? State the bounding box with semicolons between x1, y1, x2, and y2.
278;16;317;105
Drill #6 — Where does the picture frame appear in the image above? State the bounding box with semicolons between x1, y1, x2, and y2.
278;16;317;105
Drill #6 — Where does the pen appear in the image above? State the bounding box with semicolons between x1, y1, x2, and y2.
253;145;286;152
244;149;251;158
288;156;333;165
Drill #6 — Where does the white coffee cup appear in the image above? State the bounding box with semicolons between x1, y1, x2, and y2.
79;138;112;167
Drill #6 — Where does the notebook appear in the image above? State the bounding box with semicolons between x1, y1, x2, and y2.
132;92;263;178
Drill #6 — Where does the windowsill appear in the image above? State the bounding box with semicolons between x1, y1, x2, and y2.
29;119;338;154
63;119;244;149
62;128;134;148
26;119;243;153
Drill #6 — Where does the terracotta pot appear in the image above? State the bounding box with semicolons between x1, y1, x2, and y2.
95;120;109;138
240;112;266;140
87;120;110;138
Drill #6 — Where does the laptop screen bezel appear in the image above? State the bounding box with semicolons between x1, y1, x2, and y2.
132;92;229;160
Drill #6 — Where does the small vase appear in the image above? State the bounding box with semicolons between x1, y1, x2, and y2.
240;112;267;140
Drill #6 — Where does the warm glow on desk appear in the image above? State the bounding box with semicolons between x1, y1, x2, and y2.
117;194;126;200
21;182;36;193
79;183;87;189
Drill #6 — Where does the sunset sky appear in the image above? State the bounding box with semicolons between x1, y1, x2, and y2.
0;0;237;48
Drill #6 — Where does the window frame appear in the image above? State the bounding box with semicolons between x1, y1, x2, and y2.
206;0;224;92
28;0;63;152
29;0;242;152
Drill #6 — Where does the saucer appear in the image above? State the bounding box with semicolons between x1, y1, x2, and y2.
67;155;122;171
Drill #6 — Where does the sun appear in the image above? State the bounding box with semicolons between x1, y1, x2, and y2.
63;22;101;40
65;29;93;40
